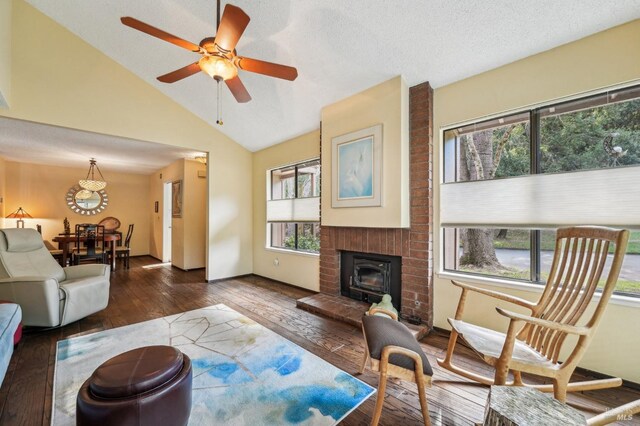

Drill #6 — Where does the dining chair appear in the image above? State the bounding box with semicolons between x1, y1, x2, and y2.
437;226;629;402
72;224;107;265
35;224;65;265
43;240;65;266
98;216;121;234
116;224;134;269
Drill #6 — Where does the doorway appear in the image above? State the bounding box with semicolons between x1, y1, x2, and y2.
162;181;172;263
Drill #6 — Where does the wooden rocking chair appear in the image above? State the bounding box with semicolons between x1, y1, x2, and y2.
437;226;629;402
587;398;640;425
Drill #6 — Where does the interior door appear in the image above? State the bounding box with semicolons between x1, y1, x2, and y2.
163;181;172;263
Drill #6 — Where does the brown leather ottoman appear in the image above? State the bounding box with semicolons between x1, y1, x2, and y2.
76;345;192;426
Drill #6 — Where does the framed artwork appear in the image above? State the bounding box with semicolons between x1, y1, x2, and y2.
172;180;183;217
331;124;382;208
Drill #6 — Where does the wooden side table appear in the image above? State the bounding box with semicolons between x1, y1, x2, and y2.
484;386;586;426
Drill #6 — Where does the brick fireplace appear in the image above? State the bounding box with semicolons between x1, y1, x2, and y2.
318;82;434;327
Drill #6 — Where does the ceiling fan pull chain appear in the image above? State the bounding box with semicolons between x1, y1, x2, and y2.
216;79;223;126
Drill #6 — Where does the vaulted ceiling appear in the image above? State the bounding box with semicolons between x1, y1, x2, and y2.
26;0;640;152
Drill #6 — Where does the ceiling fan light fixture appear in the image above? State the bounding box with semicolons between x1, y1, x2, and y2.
121;1;296;106
198;55;237;81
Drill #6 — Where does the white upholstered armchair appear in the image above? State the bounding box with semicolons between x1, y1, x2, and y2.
0;228;110;327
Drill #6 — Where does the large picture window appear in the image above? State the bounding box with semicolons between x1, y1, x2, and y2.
442;84;640;296
267;159;320;253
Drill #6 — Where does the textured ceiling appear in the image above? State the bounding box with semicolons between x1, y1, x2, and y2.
0;117;203;174
25;0;640;152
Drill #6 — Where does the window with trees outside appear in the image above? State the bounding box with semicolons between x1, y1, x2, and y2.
442;84;640;297
268;159;320;253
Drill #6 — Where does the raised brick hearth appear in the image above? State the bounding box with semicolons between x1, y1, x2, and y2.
296;293;429;340
319;82;434;327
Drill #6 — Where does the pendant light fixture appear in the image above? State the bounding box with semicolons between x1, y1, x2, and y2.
79;158;107;191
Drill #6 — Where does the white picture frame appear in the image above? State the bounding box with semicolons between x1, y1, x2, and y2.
331;124;382;208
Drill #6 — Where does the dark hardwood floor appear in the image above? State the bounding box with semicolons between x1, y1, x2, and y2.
1;256;638;425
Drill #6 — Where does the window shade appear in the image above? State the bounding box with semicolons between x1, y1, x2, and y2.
266;197;320;222
440;167;640;228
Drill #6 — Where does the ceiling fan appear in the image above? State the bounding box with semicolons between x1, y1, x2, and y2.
120;1;298;106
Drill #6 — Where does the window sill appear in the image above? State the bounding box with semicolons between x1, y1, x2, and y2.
437;270;640;309
265;247;320;258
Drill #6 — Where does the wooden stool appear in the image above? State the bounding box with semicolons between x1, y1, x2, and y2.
484;386;586;425
485;386;640;426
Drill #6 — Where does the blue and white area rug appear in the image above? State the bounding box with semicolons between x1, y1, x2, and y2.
53;304;375;425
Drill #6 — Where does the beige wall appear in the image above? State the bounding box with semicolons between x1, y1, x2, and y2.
0;155;6;224
252;131;320;291
4;161;150;255
149;159;206;270
208;149;253;279
433;20;640;381
2;0;253;280
0;0;10;107
321;76;410;228
183;160;207;270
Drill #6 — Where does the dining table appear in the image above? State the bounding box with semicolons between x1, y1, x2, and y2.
52;233;121;271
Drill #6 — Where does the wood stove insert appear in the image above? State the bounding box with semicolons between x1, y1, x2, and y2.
340;251;402;312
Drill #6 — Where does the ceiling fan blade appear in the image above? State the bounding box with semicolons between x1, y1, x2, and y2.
225;76;252;103
214;5;250;53
121;17;202;52
236;57;298;81
157;62;202;83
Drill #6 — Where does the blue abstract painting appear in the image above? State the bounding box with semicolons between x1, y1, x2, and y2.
53;304;375;426
338;136;374;199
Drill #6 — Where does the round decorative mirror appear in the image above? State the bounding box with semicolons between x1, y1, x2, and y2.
66;185;108;215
